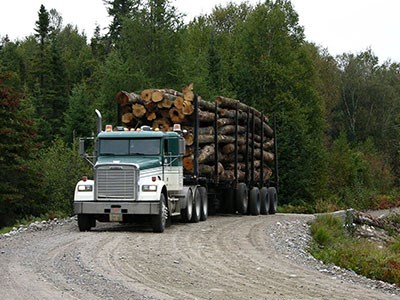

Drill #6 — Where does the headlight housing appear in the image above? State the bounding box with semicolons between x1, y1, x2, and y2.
142;185;157;192
78;185;93;192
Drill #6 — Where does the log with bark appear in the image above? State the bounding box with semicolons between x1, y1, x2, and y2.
198;144;215;164
198;162;224;175
116;84;275;184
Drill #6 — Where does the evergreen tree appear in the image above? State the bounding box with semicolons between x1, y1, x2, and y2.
34;4;51;89
232;0;327;203
62;82;95;143
176;16;213;99
0;71;44;227
117;0;183;87
90;25;107;62
104;0;137;49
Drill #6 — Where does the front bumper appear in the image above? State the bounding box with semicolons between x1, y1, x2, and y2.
73;201;160;215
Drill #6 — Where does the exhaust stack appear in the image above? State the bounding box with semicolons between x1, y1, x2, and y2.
95;109;102;134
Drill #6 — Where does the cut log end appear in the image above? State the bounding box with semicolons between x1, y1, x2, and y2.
132;104;146;118
152;119;170;132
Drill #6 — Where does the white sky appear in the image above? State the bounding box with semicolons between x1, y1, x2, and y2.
0;0;399;63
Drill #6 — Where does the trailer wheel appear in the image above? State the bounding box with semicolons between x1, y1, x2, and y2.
77;214;92;232
268;187;278;214
198;186;208;221
249;187;260;216
152;193;168;233
181;188;193;222
223;189;235;213
260;187;270;215
235;183;248;214
191;188;201;223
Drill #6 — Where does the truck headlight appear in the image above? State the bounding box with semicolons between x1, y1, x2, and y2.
142;185;157;192
78;185;93;192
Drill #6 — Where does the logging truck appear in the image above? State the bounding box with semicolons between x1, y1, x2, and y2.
73;86;278;232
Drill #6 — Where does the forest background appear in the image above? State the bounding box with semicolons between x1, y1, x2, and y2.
1;0;400;228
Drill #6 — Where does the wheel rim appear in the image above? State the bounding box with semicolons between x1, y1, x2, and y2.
161;200;168;227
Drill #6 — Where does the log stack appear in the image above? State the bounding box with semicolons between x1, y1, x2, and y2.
116;84;275;184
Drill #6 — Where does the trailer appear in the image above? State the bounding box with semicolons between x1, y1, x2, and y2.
73;89;278;232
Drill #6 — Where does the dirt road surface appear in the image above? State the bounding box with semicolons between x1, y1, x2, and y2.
0;214;399;300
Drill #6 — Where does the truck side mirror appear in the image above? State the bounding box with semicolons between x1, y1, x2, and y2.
79;138;86;157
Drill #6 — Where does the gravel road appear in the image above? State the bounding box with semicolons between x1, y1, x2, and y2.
1;214;400;299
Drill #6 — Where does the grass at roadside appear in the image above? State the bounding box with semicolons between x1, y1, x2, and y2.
309;215;400;286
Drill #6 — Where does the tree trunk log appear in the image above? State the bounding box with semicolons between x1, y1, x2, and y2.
169;107;184;123
217;118;235;127
198;144;215;164
216;96;269;123
122;112;134;124
174;96;184;109
152;118;170;131
182;83;194;101
199;162;224;175
132;104;146;118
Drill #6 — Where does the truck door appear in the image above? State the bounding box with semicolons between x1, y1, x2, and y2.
162;137;183;191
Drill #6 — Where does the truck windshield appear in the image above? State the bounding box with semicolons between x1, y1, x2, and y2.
99;139;160;156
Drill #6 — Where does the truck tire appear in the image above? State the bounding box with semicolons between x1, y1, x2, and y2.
198;186;208;221
77;214;92;232
152;193;168;233
235;183;248;214
249;187;260;216
268;187;278;214
181;188;193;222
260;187;270;215
223;189;235;213
191;187;201;223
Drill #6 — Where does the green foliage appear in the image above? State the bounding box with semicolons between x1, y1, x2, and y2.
117;0;184;88
105;0;138;46
229;1;328;204
95;50;135;124
325;133;395;210
310;215;343;246
31;138;92;215
62;82;96;144
310;215;400;286
35;4;51;47
0;71;44;227
2;0;400;225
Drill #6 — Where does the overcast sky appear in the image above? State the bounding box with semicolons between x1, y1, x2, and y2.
0;0;399;63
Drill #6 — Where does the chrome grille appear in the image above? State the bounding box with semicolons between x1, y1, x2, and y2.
95;165;138;201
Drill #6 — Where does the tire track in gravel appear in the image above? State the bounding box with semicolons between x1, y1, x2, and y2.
1;229;81;300
1;214;398;300
91;230;178;299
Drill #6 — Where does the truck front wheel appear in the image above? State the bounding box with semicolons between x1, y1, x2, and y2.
77;214;93;232
152;193;168;233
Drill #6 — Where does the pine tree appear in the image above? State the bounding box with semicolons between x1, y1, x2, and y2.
104;0;137;49
62;82;95;143
0;71;43;227
34;4;51;89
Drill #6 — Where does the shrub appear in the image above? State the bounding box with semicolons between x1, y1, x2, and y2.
31;138;92;216
310;214;400;286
